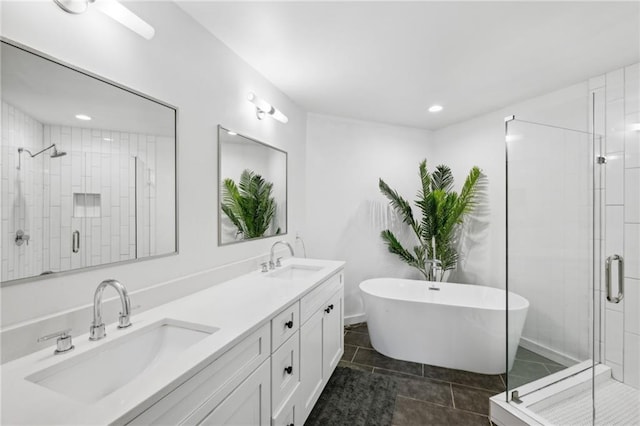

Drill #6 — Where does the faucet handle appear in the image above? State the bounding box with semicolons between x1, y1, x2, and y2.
276;257;283;267
260;262;268;272
38;329;74;355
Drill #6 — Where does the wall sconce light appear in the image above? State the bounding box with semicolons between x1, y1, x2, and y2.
247;92;288;124
53;0;155;40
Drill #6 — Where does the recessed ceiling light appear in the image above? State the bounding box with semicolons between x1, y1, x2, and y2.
227;131;237;136
75;114;92;121
428;105;443;113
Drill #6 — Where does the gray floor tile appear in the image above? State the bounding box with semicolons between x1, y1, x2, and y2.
374;369;453;407
423;364;505;392
337;360;374;373
345;330;373;348
342;344;357;362
348;322;369;333
515;347;562;366
544;363;567;374
451;384;496;415
505;374;536;389
509;359;550;381
393;396;489;426
353;347;422;376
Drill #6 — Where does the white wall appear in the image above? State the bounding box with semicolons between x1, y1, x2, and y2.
597;64;640;387
432;82;590;292
305;113;432;321
0;1;306;361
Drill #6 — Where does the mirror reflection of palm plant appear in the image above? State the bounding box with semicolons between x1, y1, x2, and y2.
379;159;482;281
221;169;279;239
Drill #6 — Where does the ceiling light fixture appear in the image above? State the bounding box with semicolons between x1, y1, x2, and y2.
53;0;91;14
227;131;238;136
428;105;443;113
53;0;155;40
247;92;288;124
75;114;92;121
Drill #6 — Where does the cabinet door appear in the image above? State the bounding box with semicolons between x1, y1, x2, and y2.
299;308;324;421
189;359;271;426
322;290;343;375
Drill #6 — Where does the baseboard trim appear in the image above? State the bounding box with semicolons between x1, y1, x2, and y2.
344;312;367;326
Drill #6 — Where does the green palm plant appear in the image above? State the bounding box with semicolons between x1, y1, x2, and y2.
379;159;482;281
221;169;279;240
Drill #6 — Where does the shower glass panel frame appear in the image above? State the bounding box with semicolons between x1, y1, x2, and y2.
505;116;603;424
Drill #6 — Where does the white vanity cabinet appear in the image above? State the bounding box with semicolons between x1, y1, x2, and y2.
126;324;271;425
298;271;344;424
124;267;343;426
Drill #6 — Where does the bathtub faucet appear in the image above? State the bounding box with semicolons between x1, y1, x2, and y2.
425;258;442;282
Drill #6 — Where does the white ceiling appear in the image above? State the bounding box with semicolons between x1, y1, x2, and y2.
177;1;640;130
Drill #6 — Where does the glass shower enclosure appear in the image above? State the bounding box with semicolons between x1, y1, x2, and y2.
504;116;639;425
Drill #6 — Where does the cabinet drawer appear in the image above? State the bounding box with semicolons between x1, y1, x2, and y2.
186;358;271;426
272;331;300;414
300;271;343;324
272;302;299;352
127;323;270;425
272;386;299;426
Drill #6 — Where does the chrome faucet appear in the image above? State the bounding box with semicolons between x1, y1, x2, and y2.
425;258;442;282
89;279;132;341
269;240;295;269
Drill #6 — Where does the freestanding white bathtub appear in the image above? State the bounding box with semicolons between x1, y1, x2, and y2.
359;278;529;375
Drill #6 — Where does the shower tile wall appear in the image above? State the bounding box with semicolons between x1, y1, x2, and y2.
593;63;640;389
1;101;158;281
1;101;45;280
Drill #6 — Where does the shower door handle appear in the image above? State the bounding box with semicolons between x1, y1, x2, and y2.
605;254;624;303
72;230;80;253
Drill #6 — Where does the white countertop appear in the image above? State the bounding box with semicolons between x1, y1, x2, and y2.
0;257;345;425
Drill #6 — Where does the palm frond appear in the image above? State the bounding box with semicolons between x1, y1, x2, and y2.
379;159;482;280
379;178;416;228
221;169;278;239
431;165;454;192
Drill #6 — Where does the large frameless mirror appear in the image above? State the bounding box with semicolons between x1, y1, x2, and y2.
1;39;177;284
218;126;287;245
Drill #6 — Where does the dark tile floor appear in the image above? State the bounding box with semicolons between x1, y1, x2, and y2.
507;346;567;389
335;323;565;426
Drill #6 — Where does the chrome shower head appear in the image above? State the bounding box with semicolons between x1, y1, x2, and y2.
50;146;67;158
16;144;66;169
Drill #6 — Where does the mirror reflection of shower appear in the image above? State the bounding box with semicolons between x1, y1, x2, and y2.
16;143;67;170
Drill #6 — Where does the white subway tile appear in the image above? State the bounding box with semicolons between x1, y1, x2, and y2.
606;205;624;255
625;224;640;279
606;152;624;205
625;278;640;335
626;119;640;169
626;168;640;223
606;99;625;153
605;308;624;364
624;332;640;388
606;68;624;102
625;63;640;115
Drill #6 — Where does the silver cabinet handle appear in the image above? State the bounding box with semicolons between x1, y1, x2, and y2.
605;254;624;303
72;230;80;253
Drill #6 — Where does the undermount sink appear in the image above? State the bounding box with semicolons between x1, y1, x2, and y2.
26;319;219;403
267;264;323;280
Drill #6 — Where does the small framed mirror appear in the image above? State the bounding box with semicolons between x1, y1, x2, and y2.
1;39;177;284
218;126;287;245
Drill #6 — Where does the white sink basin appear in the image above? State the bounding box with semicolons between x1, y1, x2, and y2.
26;319;218;403
267;264;323;280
